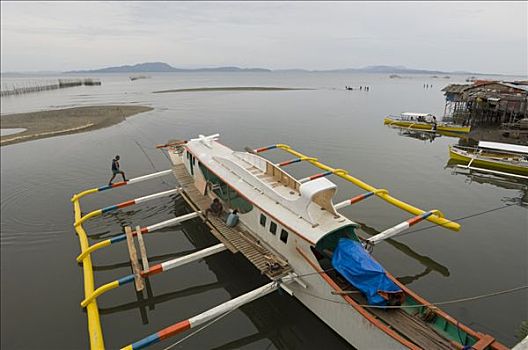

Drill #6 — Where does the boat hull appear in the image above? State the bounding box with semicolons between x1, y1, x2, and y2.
384;117;471;134
449;146;528;176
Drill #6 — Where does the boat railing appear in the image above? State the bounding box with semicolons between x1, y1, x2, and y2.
234;150;301;191
233;151;267;172
255;144;460;231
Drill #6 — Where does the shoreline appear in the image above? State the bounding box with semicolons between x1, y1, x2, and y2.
468;126;528;145
0;105;153;146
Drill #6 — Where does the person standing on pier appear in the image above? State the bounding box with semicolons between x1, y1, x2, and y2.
108;155;127;185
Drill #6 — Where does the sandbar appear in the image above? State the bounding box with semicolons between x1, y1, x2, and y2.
153;86;313;93
0;105;153;146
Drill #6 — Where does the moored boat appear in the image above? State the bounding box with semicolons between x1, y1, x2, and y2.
72;134;510;350
385;112;471;134
156;135;506;350
449;141;528;177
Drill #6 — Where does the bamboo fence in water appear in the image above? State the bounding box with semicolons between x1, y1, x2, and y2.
1;78;101;97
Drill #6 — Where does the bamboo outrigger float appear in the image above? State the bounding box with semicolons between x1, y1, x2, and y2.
72;134;508;350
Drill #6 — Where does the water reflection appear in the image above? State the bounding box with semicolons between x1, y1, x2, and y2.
98;280;224;316
177;220;353;349
356;221;450;284
83;202;351;349
0;128;26;136
211;332;270;350
90;249;196;271
87;220;187;241
386;125;468;142
3;72;524;348
446;160;528;207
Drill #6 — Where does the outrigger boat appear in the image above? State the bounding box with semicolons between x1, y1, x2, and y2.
72;134;508;350
449;141;528;178
385;112;471;134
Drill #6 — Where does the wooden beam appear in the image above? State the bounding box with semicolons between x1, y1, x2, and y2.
472;334;495;350
125;226;144;291
135;225;149;272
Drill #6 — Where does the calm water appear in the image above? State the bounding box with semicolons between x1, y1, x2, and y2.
0;128;26;136
1;72;527;350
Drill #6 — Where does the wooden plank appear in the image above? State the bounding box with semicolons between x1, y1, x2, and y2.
125;226;144;292
340;273;454;350
135;225;149;272
472;335;495;350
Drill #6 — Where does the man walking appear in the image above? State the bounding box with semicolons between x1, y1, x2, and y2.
109;155;127;185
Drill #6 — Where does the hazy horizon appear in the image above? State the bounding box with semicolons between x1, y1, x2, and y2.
1;1;527;75
0;61;522;76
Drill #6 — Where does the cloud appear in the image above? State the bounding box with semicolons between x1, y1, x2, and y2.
1;1;526;74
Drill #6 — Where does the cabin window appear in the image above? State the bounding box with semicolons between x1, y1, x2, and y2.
269;221;277;235
260;214;267;227
280;229;289;243
198;163;253;213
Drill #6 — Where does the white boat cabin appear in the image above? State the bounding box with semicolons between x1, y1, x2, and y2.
399;112;436;123
478;141;528;155
180;134;360;261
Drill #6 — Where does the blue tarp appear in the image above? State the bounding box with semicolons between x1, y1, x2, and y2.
331;238;402;306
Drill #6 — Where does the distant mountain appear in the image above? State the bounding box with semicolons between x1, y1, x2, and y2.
66;62;271;73
319;65;477;75
65;62;483;75
67;62;174;73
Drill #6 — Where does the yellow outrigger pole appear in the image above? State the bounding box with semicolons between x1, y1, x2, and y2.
256;143;460;232
73;198;105;350
72;169;176;350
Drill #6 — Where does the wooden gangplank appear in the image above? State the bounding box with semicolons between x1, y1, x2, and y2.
169;151;290;279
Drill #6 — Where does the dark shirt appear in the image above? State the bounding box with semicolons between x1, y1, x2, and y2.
210;201;223;214
112;159;119;171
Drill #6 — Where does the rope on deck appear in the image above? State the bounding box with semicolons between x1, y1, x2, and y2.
298;284;528;309
156;271;527;349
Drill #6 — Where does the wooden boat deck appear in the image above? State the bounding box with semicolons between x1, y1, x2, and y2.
328;270;457;349
170;156;291;280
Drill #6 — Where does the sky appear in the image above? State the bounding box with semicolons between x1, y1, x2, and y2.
1;1;527;75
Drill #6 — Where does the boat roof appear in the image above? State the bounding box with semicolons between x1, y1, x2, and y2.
185;135;357;245
478;141;528;155
401;112;434;117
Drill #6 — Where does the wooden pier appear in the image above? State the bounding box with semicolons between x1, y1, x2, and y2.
168;148;291;279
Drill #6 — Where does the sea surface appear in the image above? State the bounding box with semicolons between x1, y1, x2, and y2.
1;72;527;350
